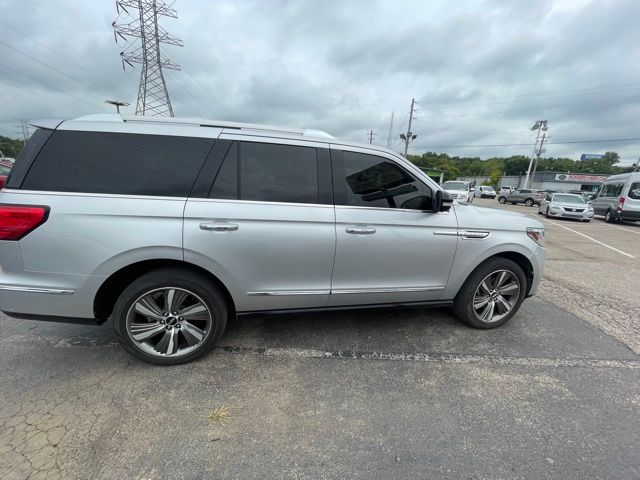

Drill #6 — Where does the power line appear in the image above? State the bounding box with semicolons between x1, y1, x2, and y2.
411;137;640;149
420;80;640;106
180;66;233;116
0;40;102;92
0;19;130;98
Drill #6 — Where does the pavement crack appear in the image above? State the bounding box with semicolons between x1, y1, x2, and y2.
217;346;640;369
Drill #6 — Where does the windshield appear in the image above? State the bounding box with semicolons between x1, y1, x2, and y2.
483;186;495;192
553;194;585;204
0;165;11;176
442;181;467;191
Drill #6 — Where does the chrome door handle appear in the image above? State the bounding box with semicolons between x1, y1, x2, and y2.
199;222;239;232
345;226;376;235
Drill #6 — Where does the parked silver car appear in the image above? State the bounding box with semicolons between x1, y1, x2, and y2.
0;114;545;364
538;193;594;221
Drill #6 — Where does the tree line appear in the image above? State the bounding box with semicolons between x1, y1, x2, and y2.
407;151;632;184
0;135;24;159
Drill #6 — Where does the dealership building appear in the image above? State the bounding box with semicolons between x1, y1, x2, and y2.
498;171;609;192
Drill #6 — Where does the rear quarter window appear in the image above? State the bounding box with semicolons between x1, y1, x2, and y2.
628;182;640;200
21;130;214;197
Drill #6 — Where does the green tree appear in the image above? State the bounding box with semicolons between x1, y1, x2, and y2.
0;135;23;158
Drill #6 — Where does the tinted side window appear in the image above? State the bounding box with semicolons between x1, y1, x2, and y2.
22;131;214;197
334;151;432;209
210;141;319;204
628;183;640;200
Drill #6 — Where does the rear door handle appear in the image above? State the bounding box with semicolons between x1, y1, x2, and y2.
199;222;239;232
345;226;376;235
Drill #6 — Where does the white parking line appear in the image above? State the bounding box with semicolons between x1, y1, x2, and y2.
531;215;636;259
611;224;640;236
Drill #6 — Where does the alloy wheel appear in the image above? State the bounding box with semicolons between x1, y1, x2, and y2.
125;287;212;358
472;270;521;323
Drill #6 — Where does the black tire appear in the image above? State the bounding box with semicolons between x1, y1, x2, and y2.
452;257;527;329
605;210;614;223
112;268;228;365
498;196;507;204
525;198;534;207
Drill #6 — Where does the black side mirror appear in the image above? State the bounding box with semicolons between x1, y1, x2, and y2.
440;190;453;211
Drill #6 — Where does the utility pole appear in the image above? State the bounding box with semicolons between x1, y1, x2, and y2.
530;132;548;183
524;120;548;188
366;130;376;144
113;0;183;117
19;120;30;144
386;111;394;148
400;98;417;157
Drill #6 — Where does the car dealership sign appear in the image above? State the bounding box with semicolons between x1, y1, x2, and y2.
554;173;608;183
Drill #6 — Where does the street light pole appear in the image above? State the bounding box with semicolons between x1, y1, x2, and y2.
524;120;548;188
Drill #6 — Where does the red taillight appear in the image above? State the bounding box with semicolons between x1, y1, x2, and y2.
617;197;625;211
0;205;49;240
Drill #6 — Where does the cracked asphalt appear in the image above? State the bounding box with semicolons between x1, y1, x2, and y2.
1;198;639;479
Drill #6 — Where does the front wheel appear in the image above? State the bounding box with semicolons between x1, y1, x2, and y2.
452;258;526;329
112;268;228;365
525;199;534;207
498;197;507;204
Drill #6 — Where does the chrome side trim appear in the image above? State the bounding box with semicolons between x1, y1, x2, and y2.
434;230;490;239
247;290;330;296
332;286;444;294
0;285;75;295
460;230;490;239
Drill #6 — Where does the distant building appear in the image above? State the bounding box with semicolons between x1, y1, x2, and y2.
495;171;609;192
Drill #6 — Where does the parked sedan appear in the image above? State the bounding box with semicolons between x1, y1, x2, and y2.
538;193;594;222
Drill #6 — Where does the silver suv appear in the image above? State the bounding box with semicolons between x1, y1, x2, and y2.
0;115;546;365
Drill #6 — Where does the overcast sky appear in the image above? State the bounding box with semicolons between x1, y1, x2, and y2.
1;0;639;163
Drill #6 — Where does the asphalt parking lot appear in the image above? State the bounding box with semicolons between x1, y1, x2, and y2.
1;199;639;480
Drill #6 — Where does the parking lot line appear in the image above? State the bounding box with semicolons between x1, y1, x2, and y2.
609;224;640;236
531;215;637;259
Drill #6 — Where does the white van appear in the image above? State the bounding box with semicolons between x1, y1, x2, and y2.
590;172;640;223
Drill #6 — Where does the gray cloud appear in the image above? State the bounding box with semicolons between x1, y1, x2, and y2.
1;0;639;164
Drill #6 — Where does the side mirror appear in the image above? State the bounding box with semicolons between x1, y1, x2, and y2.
438;190;453;212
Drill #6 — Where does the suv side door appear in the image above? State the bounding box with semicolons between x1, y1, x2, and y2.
183;136;336;312
328;146;459;306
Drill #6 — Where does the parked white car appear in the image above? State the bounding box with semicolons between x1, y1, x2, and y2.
538;193;594;221
442;181;474;204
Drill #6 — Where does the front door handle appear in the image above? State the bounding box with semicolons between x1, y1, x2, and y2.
345;226;376;235
199;222;239;232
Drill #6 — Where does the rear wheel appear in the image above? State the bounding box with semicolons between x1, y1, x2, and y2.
112;268;228;365
452;258;526;329
605;210;614;223
525;198;534;207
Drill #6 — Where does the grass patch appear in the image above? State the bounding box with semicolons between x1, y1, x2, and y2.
207;406;231;425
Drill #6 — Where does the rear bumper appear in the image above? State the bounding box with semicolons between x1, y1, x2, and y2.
0;272;104;321
619;209;640;221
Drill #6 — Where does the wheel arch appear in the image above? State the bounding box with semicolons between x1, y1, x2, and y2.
447;249;535;300
93;259;236;324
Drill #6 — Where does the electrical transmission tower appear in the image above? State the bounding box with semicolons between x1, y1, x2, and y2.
113;0;183;117
524;120;549;187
